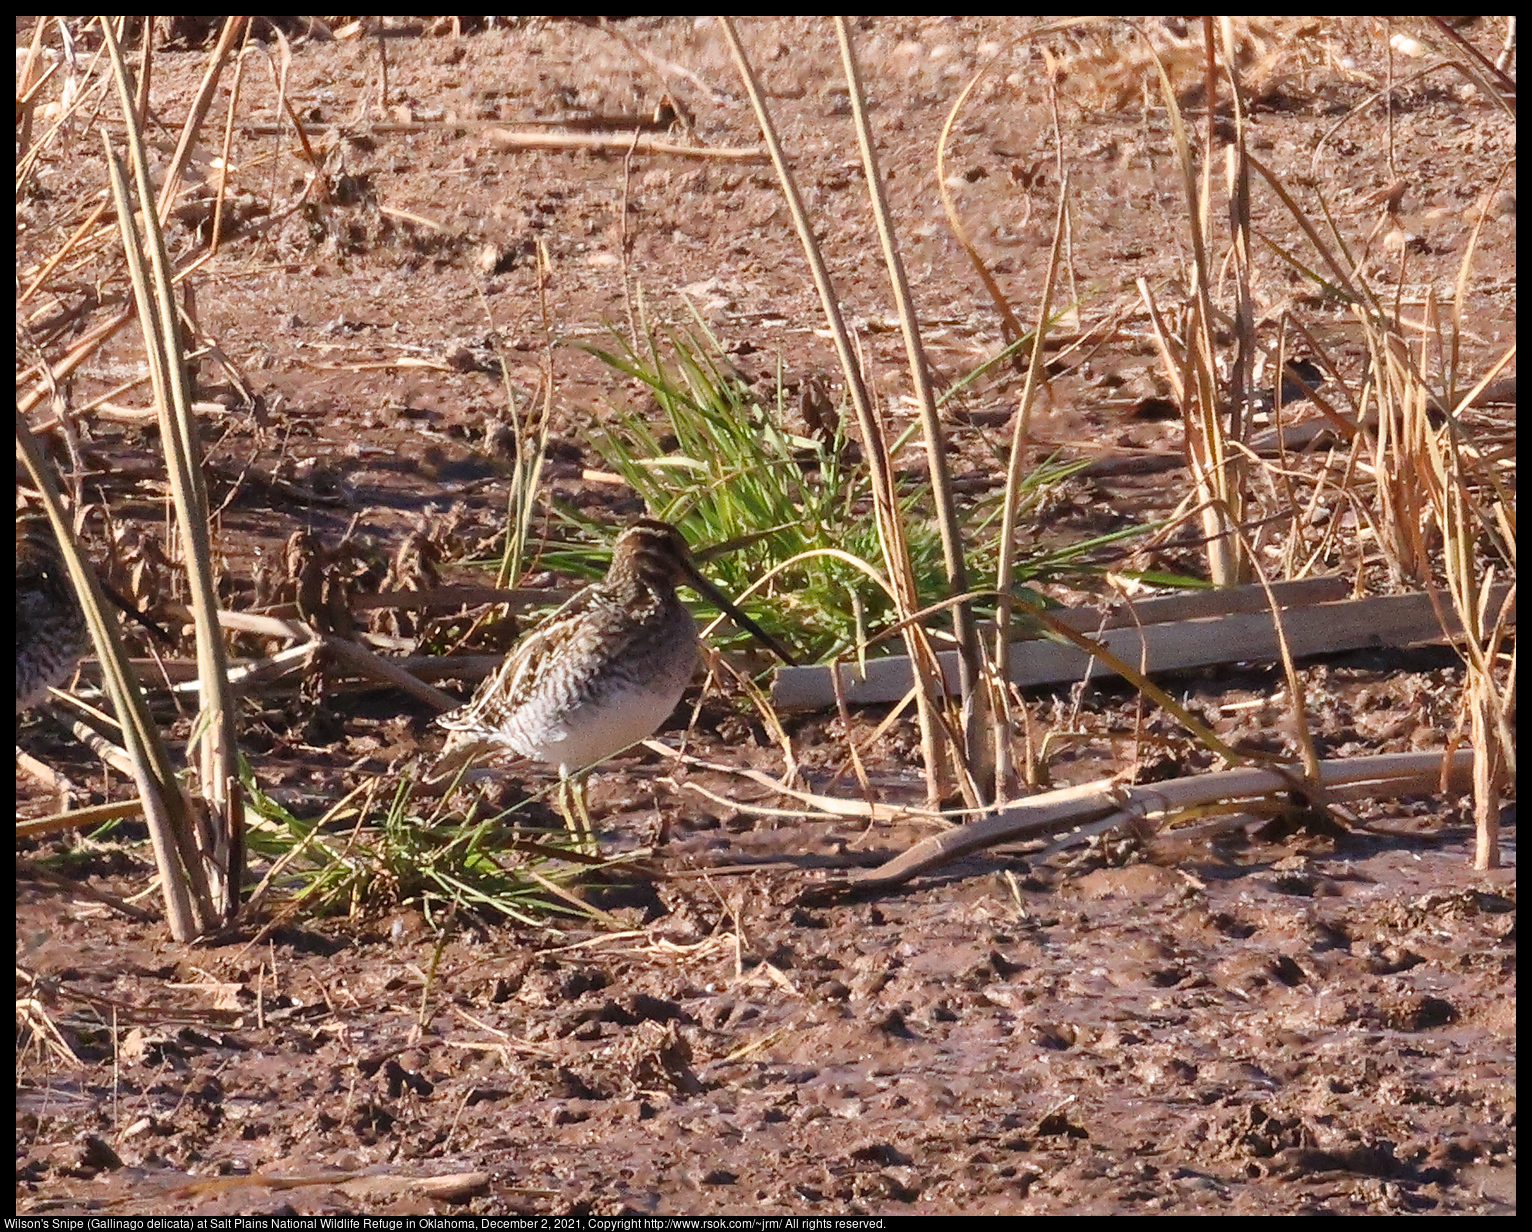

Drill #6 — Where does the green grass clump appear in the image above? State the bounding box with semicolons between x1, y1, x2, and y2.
239;760;609;928
562;319;1156;662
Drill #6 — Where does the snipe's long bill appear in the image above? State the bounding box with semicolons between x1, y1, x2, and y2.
432;518;794;795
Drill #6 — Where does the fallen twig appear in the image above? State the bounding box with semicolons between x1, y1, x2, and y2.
485;127;767;160
644;740;948;825
833;749;1476;893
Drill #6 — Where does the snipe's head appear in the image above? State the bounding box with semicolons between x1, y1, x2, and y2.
609;517;798;666
609;516;695;590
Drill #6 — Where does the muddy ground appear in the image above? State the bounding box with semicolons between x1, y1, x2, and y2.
16;16;1515;1216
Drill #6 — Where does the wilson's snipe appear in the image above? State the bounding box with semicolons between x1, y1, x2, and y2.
433;518;794;832
16;509;90;714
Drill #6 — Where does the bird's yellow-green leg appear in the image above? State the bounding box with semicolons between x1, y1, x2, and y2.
556;771;598;855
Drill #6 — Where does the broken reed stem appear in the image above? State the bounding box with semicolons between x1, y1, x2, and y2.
845;749;1477;892
993;182;1069;802
1147;30;1247;587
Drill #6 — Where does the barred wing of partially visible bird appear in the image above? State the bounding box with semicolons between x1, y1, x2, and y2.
16;509;89;713
16;508;174;714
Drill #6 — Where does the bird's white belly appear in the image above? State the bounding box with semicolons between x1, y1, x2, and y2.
506;677;688;773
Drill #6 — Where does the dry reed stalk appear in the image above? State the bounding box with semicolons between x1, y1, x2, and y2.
16;797;146;841
834;17;988;804
1407;312;1514;870
719;17;959;809
101;17;243;929
1144;30;1248;588
484;129;768;161
990;185;1071;801
1215;17;1258;447
497;241;557;593
16;414;210;940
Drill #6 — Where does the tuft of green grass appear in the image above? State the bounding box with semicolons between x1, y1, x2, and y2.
239;759;616;928
567;321;937;661
563;318;1164;662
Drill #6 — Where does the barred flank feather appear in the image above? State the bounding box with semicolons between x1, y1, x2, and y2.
16;510;89;713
